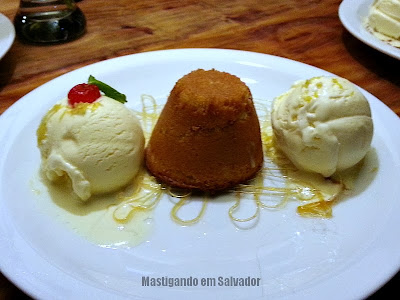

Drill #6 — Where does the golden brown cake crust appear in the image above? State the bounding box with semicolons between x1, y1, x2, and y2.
145;69;263;191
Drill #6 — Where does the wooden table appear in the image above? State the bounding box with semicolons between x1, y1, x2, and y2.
0;0;399;298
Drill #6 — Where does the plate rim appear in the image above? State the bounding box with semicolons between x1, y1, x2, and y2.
1;48;400;300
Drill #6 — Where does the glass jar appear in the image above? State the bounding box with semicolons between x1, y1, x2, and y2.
14;0;86;44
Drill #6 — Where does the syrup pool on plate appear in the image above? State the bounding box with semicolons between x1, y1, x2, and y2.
32;94;378;248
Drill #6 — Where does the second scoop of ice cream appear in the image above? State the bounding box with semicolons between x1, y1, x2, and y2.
271;76;373;177
37;96;145;201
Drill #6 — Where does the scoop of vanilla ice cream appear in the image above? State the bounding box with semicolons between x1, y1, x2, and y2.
37;96;145;201
271;76;373;177
368;0;400;40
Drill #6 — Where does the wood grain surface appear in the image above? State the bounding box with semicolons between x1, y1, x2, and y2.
0;0;399;299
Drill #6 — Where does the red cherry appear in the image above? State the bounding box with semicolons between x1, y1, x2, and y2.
68;83;101;106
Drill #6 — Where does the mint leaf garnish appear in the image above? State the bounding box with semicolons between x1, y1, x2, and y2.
88;75;127;103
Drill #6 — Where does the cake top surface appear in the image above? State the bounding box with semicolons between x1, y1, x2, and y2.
171;69;252;111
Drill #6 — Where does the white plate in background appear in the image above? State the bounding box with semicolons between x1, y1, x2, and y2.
339;0;400;60
1;49;400;300
0;13;15;60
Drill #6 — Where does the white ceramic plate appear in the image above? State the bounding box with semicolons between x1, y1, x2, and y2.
1;49;400;300
0;13;15;60
339;0;400;60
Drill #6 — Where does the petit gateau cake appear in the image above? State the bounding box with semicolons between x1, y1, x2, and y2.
145;69;263;191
